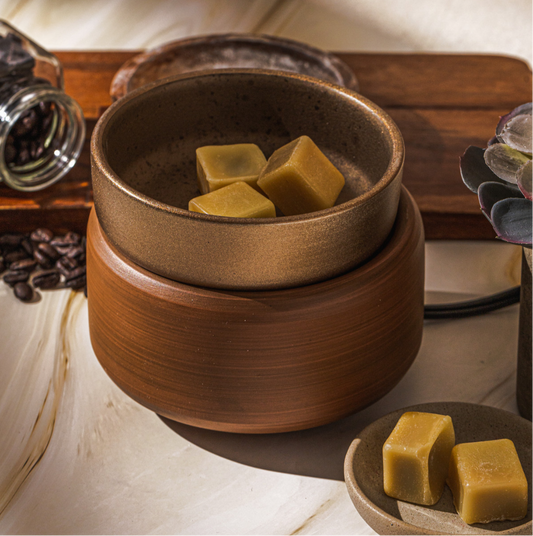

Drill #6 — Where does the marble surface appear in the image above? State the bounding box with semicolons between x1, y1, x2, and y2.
0;1;531;534
0;242;524;535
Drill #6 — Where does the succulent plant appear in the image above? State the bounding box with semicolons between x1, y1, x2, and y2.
460;103;532;246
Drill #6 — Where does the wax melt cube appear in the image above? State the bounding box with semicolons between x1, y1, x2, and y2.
188;181;276;218
256;135;345;216
383;411;455;505
447;439;528;524
196;143;267;194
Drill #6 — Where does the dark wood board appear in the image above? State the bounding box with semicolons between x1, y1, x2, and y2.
0;51;530;237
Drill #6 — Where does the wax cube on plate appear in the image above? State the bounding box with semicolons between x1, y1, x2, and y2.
382;411;455;505
447;439;528;524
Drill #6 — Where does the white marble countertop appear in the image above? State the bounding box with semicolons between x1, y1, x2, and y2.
0;1;531;534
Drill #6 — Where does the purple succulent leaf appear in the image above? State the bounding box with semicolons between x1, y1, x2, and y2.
517;160;532;200
484;143;530;184
478;181;523;218
496;102;532;143
487;135;499;146
499;114;532;155
460;146;506;193
490;197;532;245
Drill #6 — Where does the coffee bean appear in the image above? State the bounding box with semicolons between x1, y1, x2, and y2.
53;245;72;256
65;245;85;259
34;248;53;268
0;233;24;246
4;249;28;264
32;269;60;289
30;228;53;243
65;265;86;281
14;281;33;302
55;256;77;276
16;146;30;166
9;258;36;271
3;270;29;286
21;238;34;256
37;241;60;261
4;142;16;164
1;228;87;302
64;274;86;289
51;232;81;247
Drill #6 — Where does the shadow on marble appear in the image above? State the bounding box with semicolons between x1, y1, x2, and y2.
159;408;381;482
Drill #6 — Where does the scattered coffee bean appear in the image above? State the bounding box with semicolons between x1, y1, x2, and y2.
64;274;86;289
14;281;33;302
34;248;54;268
37;241;60;261
65;245;85;259
65;265;86;281
30;228;53;243
32;268;60;289
55;255;78;276
0;233;24;246
21;237;34;256
3;270;29;286
4;249;28;264
9;257;37;271
1;228;87;301
51;231;81;247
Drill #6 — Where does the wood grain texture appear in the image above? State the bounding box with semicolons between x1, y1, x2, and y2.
0;51;530;239
87;187;425;433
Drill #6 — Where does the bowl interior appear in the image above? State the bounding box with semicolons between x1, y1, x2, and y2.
102;70;398;216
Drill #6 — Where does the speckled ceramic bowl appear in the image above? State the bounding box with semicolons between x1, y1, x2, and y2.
91;69;404;290
110;33;359;101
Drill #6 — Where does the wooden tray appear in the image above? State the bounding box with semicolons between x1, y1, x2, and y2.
0;51;530;237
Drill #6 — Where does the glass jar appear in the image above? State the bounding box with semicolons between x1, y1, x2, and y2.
0;20;85;191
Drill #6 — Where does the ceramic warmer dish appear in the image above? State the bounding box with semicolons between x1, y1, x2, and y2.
87;187;424;433
88;69;424;433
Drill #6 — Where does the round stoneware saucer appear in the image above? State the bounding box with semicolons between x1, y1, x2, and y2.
110;33;358;101
344;402;532;535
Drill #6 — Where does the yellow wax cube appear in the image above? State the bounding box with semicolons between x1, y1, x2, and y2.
196;143;267;194
383;411;455;505
447;439;528;524
256;135;345;216
188;181;276;218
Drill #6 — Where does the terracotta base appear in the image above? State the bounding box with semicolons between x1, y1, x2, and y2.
87;187;425;433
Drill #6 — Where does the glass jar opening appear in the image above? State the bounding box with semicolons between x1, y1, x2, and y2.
0;86;85;191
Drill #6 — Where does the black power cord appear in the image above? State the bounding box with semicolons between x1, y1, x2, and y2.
424;286;521;320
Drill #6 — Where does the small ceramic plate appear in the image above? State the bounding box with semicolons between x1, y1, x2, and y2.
344;402;532;535
110;33;358;101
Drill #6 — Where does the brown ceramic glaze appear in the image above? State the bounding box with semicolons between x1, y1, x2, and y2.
87;187;424;434
110;33;359;101
344;402;532;535
92;69;404;290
